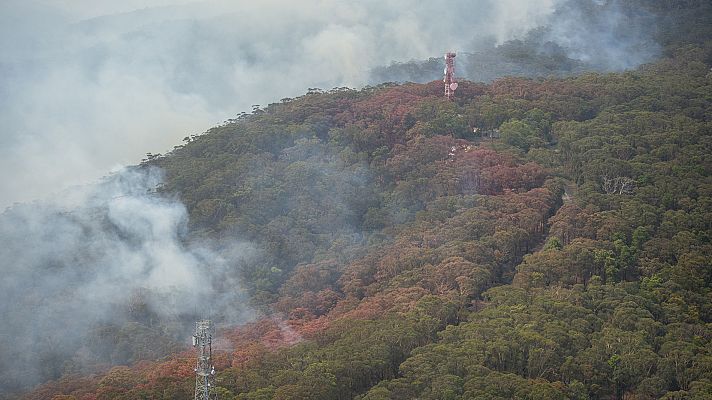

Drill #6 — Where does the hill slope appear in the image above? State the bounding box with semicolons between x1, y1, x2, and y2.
18;39;712;400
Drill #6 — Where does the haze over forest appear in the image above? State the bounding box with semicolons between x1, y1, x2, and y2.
1;0;711;399
1;0;657;209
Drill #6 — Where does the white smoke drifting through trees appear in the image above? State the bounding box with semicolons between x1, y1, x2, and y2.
0;167;253;391
0;0;662;392
0;0;563;208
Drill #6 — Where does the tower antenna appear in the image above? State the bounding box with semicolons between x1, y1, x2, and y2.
444;52;458;100
193;320;217;400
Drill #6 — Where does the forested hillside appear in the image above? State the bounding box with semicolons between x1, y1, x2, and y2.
19;30;712;399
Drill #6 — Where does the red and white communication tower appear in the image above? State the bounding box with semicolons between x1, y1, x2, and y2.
444;52;458;100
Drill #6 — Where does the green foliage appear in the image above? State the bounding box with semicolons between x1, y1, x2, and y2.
499;119;545;152
23;13;712;399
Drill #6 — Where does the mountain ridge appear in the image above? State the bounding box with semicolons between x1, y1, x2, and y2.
4;1;712;397
14;42;712;398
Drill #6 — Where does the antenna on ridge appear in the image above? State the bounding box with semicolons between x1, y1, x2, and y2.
193;320;218;400
444;52;458;100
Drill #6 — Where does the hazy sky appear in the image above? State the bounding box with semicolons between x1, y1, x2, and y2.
0;0;564;209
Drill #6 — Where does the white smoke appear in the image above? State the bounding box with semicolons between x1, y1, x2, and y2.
0;167;254;391
0;0;560;209
544;0;659;71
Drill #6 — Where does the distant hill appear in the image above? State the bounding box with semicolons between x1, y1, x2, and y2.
370;0;712;84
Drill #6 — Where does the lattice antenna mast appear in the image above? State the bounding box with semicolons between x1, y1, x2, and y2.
444;52;458;100
193;320;217;400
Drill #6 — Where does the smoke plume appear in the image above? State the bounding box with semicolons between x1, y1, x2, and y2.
0;0;562;209
371;0;661;83
0;167;253;392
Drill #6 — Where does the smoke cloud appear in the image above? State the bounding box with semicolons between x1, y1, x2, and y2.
0;0;563;209
371;0;660;83
544;0;659;71
0;167;254;392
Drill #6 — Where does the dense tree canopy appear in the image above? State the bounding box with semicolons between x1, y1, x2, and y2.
16;4;712;399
